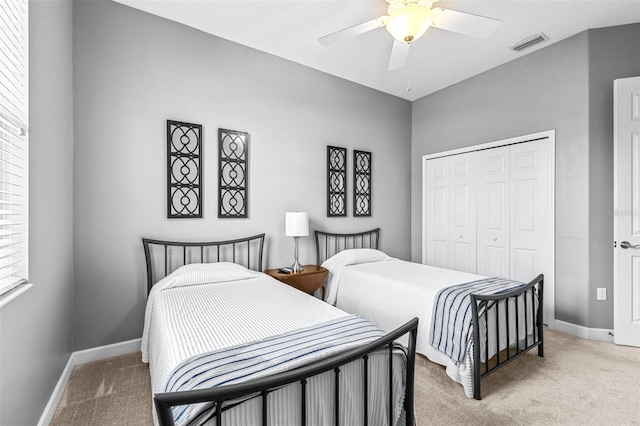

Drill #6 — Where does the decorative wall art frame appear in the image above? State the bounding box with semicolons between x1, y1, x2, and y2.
167;120;202;219
353;150;372;217
327;146;347;217
218;128;249;218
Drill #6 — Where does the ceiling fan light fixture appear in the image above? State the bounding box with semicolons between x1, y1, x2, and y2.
385;4;434;43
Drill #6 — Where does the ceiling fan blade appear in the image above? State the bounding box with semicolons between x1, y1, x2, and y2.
388;40;410;71
432;8;501;39
319;16;387;46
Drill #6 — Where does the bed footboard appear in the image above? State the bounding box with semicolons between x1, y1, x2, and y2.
154;317;419;426
470;274;544;400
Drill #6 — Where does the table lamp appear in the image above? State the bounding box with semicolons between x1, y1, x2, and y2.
285;212;309;273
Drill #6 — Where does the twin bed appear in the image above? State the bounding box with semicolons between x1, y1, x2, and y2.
142;234;418;426
141;228;543;425
315;228;544;400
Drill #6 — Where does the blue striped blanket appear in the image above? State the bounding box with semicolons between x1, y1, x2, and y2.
429;277;526;365
165;315;386;426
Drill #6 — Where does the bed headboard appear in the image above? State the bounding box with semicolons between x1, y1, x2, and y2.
314;228;380;265
142;233;265;293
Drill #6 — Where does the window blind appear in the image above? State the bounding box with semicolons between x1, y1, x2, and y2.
0;0;28;297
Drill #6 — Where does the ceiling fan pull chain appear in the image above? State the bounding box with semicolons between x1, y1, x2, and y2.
406;58;412;92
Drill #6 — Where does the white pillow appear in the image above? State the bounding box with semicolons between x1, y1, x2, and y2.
155;262;260;291
321;248;391;271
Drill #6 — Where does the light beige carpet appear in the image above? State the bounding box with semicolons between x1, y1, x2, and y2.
50;351;152;426
51;328;640;425
414;329;640;425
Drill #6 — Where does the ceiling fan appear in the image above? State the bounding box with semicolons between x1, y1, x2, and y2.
318;0;501;71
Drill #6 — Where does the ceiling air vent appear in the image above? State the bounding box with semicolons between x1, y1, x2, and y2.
511;33;548;52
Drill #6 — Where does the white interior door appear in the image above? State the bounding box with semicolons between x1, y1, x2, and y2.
425;157;450;268
449;152;477;273
614;76;640;347
477;146;510;278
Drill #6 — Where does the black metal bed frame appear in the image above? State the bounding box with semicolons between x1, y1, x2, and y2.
142;233;419;425
314;228;544;400
471;274;544;399
154;318;419;426
315;228;380;265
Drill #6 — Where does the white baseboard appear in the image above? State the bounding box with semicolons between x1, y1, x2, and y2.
554;320;614;341
37;354;75;426
38;338;142;426
71;337;142;365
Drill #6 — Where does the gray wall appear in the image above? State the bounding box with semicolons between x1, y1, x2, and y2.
72;1;412;350
411;23;640;329
587;24;640;328
0;1;75;425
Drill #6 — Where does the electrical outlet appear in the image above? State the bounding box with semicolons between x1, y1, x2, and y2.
597;288;607;301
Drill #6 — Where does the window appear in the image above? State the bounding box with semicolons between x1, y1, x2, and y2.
0;0;29;305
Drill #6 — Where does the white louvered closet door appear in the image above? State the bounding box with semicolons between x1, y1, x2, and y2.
449;152;477;273
425;156;450;268
476;146;510;278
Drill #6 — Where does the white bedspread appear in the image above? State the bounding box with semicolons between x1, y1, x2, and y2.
324;258;523;398
142;265;406;425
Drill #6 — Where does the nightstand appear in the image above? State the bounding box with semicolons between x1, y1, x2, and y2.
264;265;328;300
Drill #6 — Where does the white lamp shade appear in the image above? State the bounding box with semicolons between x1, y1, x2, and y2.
285;212;309;237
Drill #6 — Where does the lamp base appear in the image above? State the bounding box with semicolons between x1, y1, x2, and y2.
290;235;304;273
289;260;304;273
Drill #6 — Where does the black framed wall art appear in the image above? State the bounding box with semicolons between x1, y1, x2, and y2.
327;145;347;217
353;149;371;217
218;128;249;218
167;120;202;218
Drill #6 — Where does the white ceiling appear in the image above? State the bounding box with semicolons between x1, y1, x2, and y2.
113;0;640;101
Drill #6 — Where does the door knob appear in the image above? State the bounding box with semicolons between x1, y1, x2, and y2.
620;241;640;249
